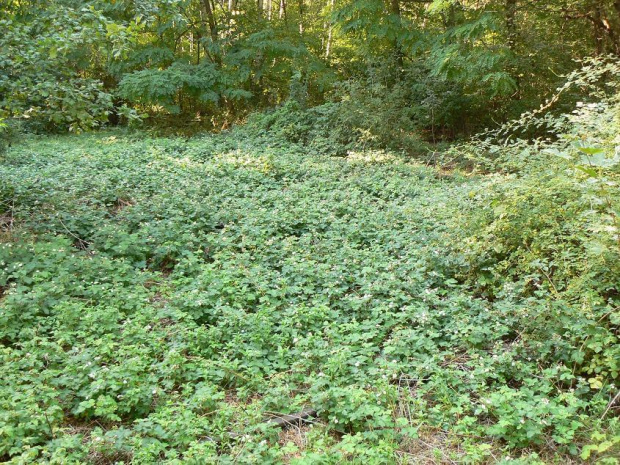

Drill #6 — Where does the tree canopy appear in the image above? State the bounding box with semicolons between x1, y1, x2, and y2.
2;0;619;134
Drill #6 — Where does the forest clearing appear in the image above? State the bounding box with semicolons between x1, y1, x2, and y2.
2;0;620;462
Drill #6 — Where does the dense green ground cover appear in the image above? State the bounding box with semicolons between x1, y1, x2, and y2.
1;130;619;463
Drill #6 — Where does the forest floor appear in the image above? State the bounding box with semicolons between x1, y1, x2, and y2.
0;131;613;463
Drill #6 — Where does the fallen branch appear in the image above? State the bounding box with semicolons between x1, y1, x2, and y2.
601;389;620;420
264;408;318;429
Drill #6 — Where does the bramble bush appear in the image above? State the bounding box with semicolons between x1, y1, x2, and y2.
448;58;620;394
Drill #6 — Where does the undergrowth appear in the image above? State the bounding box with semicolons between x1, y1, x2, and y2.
0;118;619;463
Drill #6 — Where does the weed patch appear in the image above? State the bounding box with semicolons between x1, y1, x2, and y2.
0;130;618;462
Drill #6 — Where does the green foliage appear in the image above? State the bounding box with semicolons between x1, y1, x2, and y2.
2;1;620;462
0;6;113;131
581;426;620;462
119;62;224;114
0;117;7;155
2;127;619;462
245;64;441;156
1;0;613;134
444;57;620;436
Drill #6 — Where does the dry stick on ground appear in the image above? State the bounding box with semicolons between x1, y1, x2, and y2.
601;389;620;419
227;408;318;443
264;408;318;429
57;216;90;250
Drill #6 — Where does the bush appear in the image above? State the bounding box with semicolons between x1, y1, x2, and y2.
449;56;620;397
246;90;429;157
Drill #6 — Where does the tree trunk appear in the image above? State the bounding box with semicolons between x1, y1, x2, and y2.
196;32;201;64
325;0;335;58
588;1;620;54
279;0;286;20
614;0;620;52
505;0;517;50
201;0;218;43
443;1;457;29
390;0;403;69
608;0;620;53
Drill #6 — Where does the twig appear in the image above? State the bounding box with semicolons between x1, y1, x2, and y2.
57;215;90;249
601;389;620;420
264;408;318;429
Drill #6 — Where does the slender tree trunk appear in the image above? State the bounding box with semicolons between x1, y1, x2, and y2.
201;0;218;43
298;0;304;34
505;0;520;95
443;1;457;29
258;0;264;17
390;0;403;69
593;6;605;54
589;2;620;54
605;1;620;53
614;0;620;52
196;33;201;64
279;0;286;20
228;0;237;30
325;0;335;58
505;0;517;50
